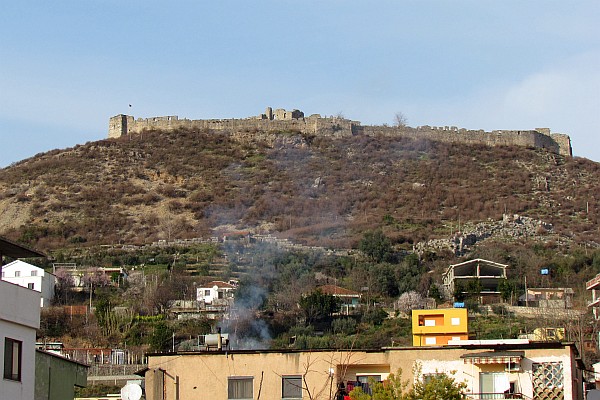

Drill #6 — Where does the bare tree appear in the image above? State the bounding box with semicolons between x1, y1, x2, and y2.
394;112;408;128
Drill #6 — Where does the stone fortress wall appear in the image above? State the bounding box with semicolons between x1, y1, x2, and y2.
108;107;572;157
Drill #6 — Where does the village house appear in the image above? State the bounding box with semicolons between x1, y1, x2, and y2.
317;284;362;315
0;236;47;399
197;280;236;305
519;287;574;309
2;259;56;307
35;349;88;400
142;341;583;400
0;279;40;400
412;307;469;346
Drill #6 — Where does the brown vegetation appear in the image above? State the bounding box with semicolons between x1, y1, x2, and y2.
0;127;598;251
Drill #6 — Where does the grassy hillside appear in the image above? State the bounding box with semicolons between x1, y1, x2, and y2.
0;127;598;253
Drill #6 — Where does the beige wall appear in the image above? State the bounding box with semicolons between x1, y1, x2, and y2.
145;345;580;400
108;113;572;157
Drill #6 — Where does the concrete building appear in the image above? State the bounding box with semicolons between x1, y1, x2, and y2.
519;287;574;309
197;280;236;305
142;341;582;400
317;284;361;314
2;260;56;307
412;307;469;346
587;273;600;320
443;258;508;304
35;349;88;400
0;279;41;400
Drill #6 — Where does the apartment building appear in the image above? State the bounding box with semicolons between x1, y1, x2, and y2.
143;341;582;400
412;307;469;346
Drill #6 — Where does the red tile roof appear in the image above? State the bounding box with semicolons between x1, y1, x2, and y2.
318;285;361;297
203;280;235;289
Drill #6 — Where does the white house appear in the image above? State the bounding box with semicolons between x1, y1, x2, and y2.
0;279;41;400
197;280;236;305
2;260;56;307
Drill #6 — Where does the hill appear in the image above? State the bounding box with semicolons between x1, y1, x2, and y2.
0;126;598;254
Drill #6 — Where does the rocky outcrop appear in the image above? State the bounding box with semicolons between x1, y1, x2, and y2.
414;214;554;256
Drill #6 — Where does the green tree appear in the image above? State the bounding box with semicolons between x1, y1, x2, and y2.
428;284;443;305
372;263;399;297
299;289;342;325
150;322;174;352
349;368;466;400
360;230;394;263
408;372;467;400
465;279;483;297
397;254;425;294
498;279;516;303
453;281;466;302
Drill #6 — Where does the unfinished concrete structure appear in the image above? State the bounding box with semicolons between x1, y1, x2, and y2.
108;107;573;157
443;258;508;304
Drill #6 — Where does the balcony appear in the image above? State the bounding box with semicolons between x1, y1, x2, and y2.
466;393;528;399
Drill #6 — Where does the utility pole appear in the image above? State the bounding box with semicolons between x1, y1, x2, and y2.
524;276;528;308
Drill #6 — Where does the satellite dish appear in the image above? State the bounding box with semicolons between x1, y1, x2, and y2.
121;383;142;400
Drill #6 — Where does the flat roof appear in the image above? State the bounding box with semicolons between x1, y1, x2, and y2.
145;341;577;357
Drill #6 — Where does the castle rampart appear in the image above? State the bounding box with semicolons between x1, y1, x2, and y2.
108;107;572;157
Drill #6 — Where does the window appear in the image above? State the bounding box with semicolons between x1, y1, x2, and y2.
479;372;509;399
423;373;444;384
425;337;437;345
451;317;460;326
27;283;35;290
14;271;20;278
357;375;382;396
218;291;224;299
204;289;211;296
282;375;302;399
30;270;37;277
228;376;253;399
4;338;22;381
424;319;436;326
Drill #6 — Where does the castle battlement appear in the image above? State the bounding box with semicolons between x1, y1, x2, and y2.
108;107;572;157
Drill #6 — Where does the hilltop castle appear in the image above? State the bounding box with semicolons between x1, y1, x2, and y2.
108;107;572;157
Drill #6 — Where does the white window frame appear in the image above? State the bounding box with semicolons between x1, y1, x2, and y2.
425;337;437;345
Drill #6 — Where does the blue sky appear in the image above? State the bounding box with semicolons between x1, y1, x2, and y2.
1;1;599;167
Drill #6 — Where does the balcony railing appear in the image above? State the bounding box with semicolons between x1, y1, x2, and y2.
466;393;530;399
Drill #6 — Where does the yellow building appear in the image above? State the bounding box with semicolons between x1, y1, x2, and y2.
142;341;582;400
412;308;468;346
